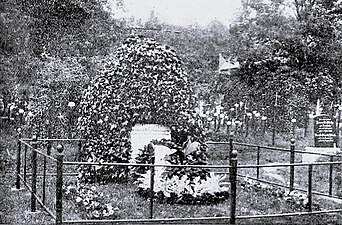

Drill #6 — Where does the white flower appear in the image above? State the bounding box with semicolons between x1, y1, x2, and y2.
92;210;100;218
83;198;89;205
68;101;76;108
75;197;82;203
97;119;103;124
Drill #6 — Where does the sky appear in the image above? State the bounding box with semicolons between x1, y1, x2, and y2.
107;0;243;27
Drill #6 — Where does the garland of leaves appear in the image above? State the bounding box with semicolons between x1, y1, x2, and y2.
78;36;204;183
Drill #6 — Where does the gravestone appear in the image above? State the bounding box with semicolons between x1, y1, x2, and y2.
130;124;171;162
314;114;336;147
303;114;340;163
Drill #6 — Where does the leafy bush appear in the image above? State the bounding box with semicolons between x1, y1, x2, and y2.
78;36;204;183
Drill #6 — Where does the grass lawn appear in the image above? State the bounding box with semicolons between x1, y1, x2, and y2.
1;124;342;225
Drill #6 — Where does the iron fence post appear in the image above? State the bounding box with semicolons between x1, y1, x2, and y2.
149;158;155;219
24;144;27;182
329;156;333;196
31;135;38;212
337;108;341;147
16;128;22;190
304;115;308;137
42;140;51;205
245;116;249;137
78;140;82;161
229;150;238;225
229;132;234;157
56;144;64;225
256;146;260;179
148;143;155;219
290;138;295;191
307;164;313;212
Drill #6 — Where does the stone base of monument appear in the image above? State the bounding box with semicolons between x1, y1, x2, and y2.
302;147;341;163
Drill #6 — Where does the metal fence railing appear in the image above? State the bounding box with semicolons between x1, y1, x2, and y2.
13;132;342;225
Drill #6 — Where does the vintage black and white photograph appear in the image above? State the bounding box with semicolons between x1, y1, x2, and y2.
0;0;341;224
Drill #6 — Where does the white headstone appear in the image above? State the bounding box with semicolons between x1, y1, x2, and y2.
130;124;171;162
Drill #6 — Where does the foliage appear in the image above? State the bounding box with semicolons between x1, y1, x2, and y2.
1;0;122;139
241;177;321;211
64;182;119;219
78;36;204;183
135;138;210;182
134;140;228;205
137;173;229;205
133;139;180;179
223;0;340;130
28;57;92;137
294;0;342;102
17;0;119;57
0;1;38;103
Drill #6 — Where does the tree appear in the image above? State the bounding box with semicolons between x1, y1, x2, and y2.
16;0;121;57
0;0;125;134
226;0;309;127
294;0;342;103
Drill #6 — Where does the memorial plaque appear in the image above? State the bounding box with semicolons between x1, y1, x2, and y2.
314;114;337;147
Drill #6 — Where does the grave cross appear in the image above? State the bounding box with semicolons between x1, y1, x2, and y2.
275;92;280;106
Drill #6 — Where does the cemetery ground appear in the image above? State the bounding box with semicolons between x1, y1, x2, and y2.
1;126;342;225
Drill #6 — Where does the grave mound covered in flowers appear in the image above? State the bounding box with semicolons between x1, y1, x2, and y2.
78;36;203;183
78;36;228;204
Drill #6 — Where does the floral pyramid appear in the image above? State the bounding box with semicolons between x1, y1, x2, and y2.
78;36;204;183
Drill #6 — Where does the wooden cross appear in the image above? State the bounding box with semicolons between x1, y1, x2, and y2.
275;92;280;106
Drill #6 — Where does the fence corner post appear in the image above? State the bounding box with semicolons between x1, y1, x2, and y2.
31;134;38;212
16;128;22;190
229;149;238;225
56;144;64;225
289;138;295;191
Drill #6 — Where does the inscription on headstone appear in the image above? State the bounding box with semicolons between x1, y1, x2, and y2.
130;124;171;162
314;114;336;147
